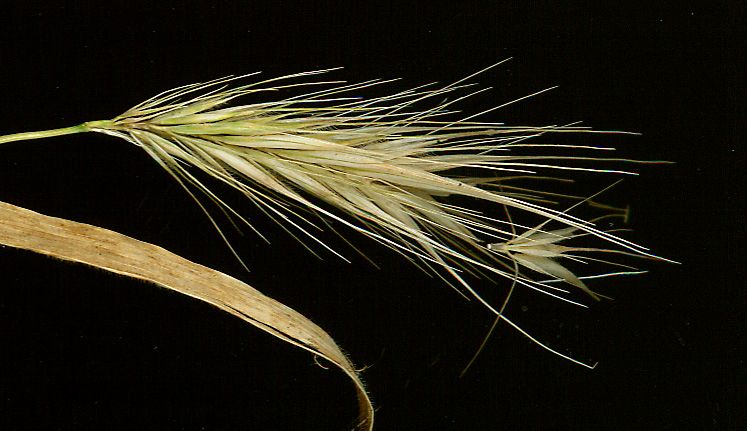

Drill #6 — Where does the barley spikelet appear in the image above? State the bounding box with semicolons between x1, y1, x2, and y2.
0;62;670;367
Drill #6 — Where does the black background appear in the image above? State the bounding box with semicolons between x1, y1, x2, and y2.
0;2;743;430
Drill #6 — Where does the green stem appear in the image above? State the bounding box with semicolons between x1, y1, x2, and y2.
0;120;113;145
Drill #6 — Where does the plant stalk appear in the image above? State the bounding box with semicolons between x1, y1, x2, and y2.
0;120;112;145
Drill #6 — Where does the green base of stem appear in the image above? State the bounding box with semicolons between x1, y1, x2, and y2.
0;120;112;145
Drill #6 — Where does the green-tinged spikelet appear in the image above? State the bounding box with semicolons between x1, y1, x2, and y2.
0;62;671;366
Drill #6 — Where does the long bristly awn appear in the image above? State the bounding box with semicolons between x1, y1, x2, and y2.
0;60;673;370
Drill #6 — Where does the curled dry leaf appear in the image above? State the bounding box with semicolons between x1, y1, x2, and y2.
0;200;373;431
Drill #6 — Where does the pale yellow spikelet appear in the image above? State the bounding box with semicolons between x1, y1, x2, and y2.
0;62;671;367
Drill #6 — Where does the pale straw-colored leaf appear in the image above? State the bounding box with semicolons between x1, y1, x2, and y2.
0;200;373;431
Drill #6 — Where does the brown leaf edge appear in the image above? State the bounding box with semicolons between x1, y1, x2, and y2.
0;200;373;431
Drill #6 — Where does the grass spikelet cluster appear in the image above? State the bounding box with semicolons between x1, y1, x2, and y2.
0;62;669;367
